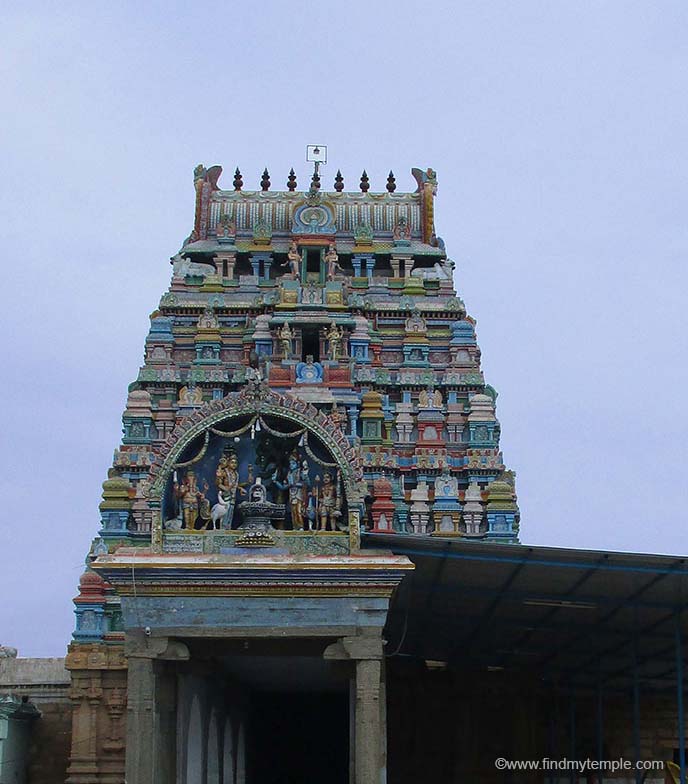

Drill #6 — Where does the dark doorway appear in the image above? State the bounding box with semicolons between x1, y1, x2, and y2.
305;248;323;283
301;327;320;362
248;690;348;784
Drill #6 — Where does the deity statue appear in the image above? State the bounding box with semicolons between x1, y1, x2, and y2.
179;385;204;406
326;321;343;361
273;452;310;531
393;215;411;242
245;364;261;383
433;388;443;408
418;388;429;408
214;451;246;529
434;467;458;498
286;241;301;278
198;307;219;330
173;470;209;530
316;472;341;532
325;243;343;279
296;355;324;383
303;284;322;304
279;322;294;359
245;349;262;384
216;213;236;240
330;402;345;430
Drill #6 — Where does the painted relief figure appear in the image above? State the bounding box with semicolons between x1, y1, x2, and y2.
273;452;310;530
173;470;209;530
325;243;343;279
286;241;301;277
316;471;341;532
326;322;343;362
279;323;294;359
214;450;246;529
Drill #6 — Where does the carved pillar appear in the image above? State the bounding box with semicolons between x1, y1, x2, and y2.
347;405;360;439
125;635;188;784
66;674;102;781
325;633;384;784
215;252;236;281
354;658;382;784
124;657;156;783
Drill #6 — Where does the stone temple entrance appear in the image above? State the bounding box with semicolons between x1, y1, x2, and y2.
85;386;412;784
177;640;350;784
94;547;411;784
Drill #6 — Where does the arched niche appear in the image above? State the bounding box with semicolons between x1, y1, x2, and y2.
147;386;364;549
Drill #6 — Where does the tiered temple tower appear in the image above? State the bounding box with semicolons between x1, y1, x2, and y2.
66;162;519;784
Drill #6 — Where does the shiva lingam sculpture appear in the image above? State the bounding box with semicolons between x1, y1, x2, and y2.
235;478;285;547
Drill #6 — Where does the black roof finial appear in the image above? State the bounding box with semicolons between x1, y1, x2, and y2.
287;168;297;192
360;170;370;193
233;168;243;191
334;170;344;192
386;171;396;193
261;168;271;191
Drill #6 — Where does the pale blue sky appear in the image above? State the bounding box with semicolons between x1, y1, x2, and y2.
1;1;686;656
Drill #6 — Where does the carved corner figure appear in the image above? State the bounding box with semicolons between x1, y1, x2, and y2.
286;241;301;278
327;321;343;362
325;243;343;280
279;322;294;360
411;166;438;246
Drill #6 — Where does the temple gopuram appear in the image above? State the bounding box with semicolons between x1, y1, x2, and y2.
54;159;687;784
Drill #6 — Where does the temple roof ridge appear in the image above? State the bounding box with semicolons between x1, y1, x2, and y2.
186;163;440;252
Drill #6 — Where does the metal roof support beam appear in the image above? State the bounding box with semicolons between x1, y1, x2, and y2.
633;632;641;784
539;567;680;676
429;578;681;611
569;695;576;784
676;613;686;784
454;555;531;663
566;608;682;685
412;543;452;654
602;642;677;686
597;674;604;772
499;561;603;671
387;604;679;644
393;556;685;612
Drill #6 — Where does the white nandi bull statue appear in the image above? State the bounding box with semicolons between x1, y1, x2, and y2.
210;493;231;530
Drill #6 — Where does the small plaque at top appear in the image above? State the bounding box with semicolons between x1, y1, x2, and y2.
306;145;327;163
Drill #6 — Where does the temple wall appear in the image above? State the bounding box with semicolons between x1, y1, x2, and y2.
0;657;71;784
